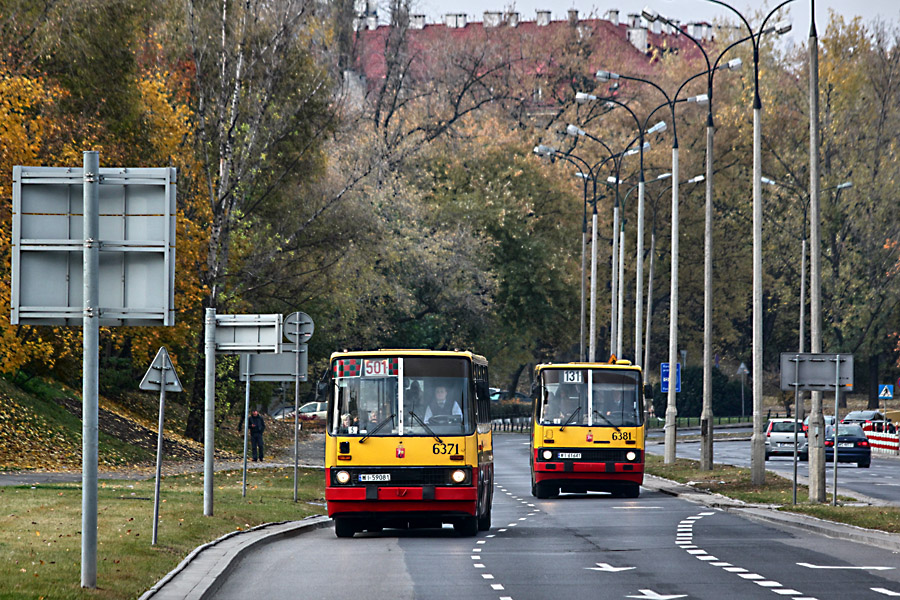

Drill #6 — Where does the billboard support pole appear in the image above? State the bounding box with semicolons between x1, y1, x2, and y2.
204;308;216;516
81;151;100;589
242;356;251;497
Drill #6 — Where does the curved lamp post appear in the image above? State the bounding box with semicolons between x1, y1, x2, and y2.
595;68;708;464
643;5;786;471
701;0;795;485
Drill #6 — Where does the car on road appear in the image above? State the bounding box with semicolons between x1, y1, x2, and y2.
271;406;295;421
765;418;808;460
841;410;884;427
802;414;836;432
489;389;530;404
297;401;327;422
825;423;871;468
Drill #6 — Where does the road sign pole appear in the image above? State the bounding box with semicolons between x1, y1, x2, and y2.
833;356;840;506
294;331;300;502
242;356;251;497
204;308;216;516
152;377;166;545
81;151;100;589
792;355;800;505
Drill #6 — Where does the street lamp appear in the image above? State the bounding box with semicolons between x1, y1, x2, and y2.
575;92;668;366
701;0;795;485
643;6;784;471
642;173;704;376
566;122;651;358
594;68;708;465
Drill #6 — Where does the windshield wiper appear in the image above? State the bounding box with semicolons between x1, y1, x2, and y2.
593;410;621;432
560;406;582;431
409;411;443;444
359;414;395;444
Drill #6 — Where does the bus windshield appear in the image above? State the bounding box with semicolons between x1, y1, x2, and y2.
540;369;642;427
331;356;474;436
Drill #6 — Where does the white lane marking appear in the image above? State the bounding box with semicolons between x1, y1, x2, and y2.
498;529;507;532
724;567;747;573
482;574;494;579
613;506;664;509
477;540;486;544
686;549;707;555
873;588;900;597
473;548;482;552
710;562;731;567
471;555;480;559
500;597;513;600
798;562;895;571
738;573;764;580
699;512;716;516
487;534;495;538
473;563;485;568
771;589;801;595
491;584;505;590
586;562;636;572
507;523;517;527
625;590;687;599
696;556;718;561
518;517;527;521
754;581;782;587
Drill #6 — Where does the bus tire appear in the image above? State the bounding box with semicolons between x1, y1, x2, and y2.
535;482;555;499
334;518;355;538
623;484;640;498
478;505;491;531
454;516;478;537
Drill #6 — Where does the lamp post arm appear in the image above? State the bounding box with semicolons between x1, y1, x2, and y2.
593;97;646;179
619;73;678;147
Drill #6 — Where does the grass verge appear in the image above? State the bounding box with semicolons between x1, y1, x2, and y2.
645;454;900;534
0;467;326;600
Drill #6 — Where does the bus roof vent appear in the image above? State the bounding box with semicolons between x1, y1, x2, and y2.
615;359;632;365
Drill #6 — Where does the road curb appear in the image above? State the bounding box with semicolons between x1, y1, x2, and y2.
643;474;900;553
139;515;332;600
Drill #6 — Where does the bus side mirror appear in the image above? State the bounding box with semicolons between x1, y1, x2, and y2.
643;384;653;400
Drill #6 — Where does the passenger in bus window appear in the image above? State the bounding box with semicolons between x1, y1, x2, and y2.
556;384;586;424
424;384;462;424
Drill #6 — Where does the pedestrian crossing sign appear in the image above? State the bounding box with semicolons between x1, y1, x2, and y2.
878;384;893;399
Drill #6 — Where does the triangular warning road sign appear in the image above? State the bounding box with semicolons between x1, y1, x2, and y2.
140;347;183;392
878;385;893;399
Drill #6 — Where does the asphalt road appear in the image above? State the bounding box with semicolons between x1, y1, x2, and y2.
650;437;900;505
211;434;900;599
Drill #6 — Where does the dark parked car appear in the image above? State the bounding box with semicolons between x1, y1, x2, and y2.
841;410;884;426
825;424;871;468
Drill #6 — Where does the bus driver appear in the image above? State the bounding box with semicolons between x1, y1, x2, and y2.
424;384;462;424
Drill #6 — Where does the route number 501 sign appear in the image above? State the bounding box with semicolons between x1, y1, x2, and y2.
364;359;392;377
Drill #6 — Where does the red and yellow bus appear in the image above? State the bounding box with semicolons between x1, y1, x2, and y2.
325;350;493;537
531;360;650;499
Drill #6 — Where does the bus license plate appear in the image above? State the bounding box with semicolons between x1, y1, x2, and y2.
558;452;582;459
359;473;391;482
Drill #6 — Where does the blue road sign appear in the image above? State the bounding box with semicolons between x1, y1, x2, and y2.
879;384;893;400
661;362;681;393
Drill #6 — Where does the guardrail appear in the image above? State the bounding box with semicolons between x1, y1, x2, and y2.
862;424;900;455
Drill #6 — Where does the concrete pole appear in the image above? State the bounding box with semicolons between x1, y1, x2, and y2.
751;105;766;485
589;207;599;362
581;211;588;361
616;223;625;358
81;150;100;589
808;0;826;503
664;146;679;464
635;181;645;368
610;202;619;357
294;329;301;502
643;231;656;373
701;123;715;471
204;307;216;515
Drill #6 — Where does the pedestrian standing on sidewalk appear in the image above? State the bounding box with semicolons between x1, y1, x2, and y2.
249;409;266;461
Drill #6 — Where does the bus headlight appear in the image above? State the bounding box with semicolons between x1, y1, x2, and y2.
451;469;467;484
626;451;637;462
542;450;553;460
336;470;351;484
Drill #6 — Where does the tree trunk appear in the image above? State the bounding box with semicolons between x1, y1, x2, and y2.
507;363;527;397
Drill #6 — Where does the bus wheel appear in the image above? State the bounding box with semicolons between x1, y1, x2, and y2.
623;484;640;498
334;518;356;538
535;482;555;499
454;517;478;537
478;505;492;531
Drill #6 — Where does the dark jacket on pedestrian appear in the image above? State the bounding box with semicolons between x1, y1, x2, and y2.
248;413;266;435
